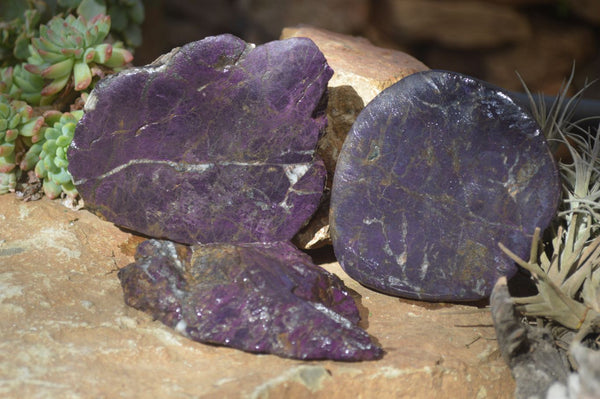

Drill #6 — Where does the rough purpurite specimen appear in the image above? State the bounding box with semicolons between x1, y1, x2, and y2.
330;70;561;301
67;34;329;245
71;34;381;360
118;239;383;361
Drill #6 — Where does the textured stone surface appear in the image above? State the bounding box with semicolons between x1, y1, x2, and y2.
240;0;369;43
380;0;531;49
0;194;514;398
281;26;429;105
571;0;600;25
282;26;429;249
118;239;382;361
483;23;596;93
68;34;331;245
330;70;561;301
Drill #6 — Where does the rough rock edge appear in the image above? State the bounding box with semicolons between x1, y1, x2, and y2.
490;277;600;399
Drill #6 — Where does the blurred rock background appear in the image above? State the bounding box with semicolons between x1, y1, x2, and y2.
136;0;600;99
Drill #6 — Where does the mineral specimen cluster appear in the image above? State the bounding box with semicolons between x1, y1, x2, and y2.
68;34;383;360
329;70;561;301
68;32;561;360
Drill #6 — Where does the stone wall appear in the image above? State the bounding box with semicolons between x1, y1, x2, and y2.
137;0;600;98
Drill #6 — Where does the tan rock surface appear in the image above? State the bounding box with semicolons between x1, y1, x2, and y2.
571;0;600;25
282;26;429;105
484;21;596;93
379;0;532;49
240;0;369;43
0;195;514;398
283;26;429;249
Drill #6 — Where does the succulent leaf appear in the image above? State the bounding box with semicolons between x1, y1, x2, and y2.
91;43;111;63
102;44;132;68
108;4;128;31
11;64;45;105
73;59;92;90
0;171;17;194
42;178;62;199
0;67;14;95
20;141;43;171
0;4;41;65
40;74;70;96
0;97;44;182
40;57;74;79
35;110;82;198
76;0;107;23
0;142;14;157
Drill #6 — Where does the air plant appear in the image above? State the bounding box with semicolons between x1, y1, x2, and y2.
498;68;600;343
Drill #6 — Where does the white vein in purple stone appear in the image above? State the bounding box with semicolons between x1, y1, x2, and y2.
72;159;312;187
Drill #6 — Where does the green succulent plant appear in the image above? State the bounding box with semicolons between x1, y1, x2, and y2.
0;64;47;105
64;0;146;49
498;69;600;341
0;66;13;94
0;0;144;201
24;13;133;100
0;95;44;193
0;1;45;65
11;63;46;105
34;109;82;199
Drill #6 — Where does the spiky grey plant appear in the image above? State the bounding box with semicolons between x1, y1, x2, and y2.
499;67;600;342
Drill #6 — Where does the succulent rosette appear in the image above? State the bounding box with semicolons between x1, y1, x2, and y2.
67;0;146;48
0;67;14;95
0;4;42;65
11;64;47;105
0;96;44;193
24;13;133;100
35;110;82;198
105;0;145;48
0;65;46;105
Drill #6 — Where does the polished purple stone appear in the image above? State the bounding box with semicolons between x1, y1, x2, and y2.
118;239;383;361
330;70;561;301
68;34;331;244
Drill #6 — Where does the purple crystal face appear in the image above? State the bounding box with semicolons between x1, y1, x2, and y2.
68;34;331;245
118;239;383;361
330;70;561;301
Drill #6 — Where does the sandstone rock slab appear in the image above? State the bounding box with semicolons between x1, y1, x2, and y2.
281;26;429;105
330;70;561;301
68;34;331;245
0;195;514;398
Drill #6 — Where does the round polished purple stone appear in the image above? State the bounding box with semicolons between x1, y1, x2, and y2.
330;70;561;301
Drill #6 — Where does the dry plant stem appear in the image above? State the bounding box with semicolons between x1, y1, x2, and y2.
517;65;597;148
498;68;600;340
498;230;600;332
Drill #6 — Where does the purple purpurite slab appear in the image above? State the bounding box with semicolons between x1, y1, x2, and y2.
68;34;331;245
118;239;383;361
330;70;561;301
70;34;383;361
